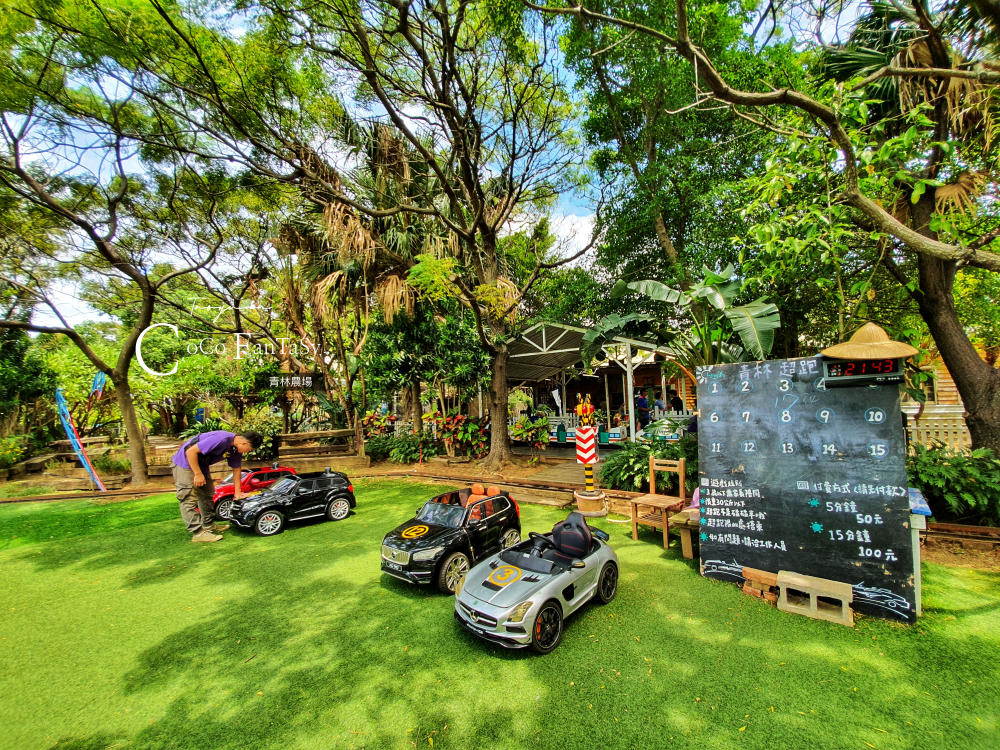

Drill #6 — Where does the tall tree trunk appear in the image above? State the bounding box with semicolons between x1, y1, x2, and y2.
912;196;1000;451
411;382;423;434
482;347;514;470
111;373;149;486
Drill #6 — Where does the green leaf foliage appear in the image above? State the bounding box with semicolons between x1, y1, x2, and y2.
907;443;1000;526
599;436;698;494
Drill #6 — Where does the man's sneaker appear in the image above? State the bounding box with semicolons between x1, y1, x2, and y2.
210;523;231;532
192;530;223;543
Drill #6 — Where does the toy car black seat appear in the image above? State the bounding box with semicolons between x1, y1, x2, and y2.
547;511;592;564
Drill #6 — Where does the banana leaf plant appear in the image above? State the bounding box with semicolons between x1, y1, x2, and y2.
581;264;781;367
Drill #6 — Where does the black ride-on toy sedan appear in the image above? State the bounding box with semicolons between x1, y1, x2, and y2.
381;484;521;593
228;468;356;536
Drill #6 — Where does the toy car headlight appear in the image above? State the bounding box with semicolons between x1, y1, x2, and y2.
507;601;533;623
412;547;444;561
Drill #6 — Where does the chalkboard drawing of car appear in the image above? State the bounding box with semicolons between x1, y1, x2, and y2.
454;511;619;654
701;559;746;580
381;484;522;593
851;583;912;612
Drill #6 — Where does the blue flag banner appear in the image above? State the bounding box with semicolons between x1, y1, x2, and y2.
86;372;107;412
56;387;107;492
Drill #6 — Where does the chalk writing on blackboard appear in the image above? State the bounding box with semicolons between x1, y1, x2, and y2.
696;357;915;623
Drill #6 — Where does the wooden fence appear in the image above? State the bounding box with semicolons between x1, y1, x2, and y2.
908;417;972;453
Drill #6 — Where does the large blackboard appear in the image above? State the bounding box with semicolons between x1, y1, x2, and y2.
696;357;915;622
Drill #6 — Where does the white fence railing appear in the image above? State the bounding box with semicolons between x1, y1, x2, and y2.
908;417;972;452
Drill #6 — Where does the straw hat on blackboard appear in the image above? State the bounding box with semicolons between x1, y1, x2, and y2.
821;322;919;359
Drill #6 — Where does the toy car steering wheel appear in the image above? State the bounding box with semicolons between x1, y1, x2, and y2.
528;531;553;552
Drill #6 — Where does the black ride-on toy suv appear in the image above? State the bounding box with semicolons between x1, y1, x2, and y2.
381;484;521;593
228;468;356;536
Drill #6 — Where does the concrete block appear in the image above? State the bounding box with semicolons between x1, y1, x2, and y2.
777;570;854;628
742;566;778;588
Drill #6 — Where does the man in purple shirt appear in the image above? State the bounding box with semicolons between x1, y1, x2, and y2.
171;430;263;542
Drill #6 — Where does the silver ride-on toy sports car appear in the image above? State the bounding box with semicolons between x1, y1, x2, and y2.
454;511;619;654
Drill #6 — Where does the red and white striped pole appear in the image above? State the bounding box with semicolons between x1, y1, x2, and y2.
574;394;606;517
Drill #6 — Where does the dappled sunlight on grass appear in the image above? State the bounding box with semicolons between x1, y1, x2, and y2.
0;479;997;749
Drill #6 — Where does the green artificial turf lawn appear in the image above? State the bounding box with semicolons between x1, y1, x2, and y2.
0;479;997;750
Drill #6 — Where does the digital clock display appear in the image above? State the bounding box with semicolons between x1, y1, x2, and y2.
825;359;900;378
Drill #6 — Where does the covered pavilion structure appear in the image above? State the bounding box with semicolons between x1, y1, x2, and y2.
502;322;694;442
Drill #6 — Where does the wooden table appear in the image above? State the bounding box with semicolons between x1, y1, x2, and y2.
630;494;685;549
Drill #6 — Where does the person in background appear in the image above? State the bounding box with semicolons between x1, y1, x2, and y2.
668;388;685;412
653;390;667;413
171;430;263;543
526;404;541;423
636;390;651;428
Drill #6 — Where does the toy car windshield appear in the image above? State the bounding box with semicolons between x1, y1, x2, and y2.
498;547;560;575
415;502;465;528
268;478;297;495
220;469;252;485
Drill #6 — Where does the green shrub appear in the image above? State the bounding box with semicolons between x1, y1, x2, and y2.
600;436;699;494
907;443;1000;525
365;435;395;462
0;437;25;470
179;417;230;439
388;433;441;464
427;410;489;458
509;415;550;450
231;412;283;461
93;453;132;475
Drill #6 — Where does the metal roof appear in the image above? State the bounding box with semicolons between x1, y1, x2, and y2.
506;322;664;383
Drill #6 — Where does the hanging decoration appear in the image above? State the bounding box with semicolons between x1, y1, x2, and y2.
56;387;107;492
86;372;107;412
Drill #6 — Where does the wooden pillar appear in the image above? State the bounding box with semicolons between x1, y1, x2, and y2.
603;370;611;431
625;343;636;442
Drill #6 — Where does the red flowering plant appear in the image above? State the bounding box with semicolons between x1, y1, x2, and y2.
509;414;550;451
362;410;392;438
427;409;489;459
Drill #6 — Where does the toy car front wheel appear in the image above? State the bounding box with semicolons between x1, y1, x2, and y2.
326;498;351;521
255;510;285;536
595;562;618;604
216;499;234;520
530;602;563;654
438;551;470;594
500;529;520;549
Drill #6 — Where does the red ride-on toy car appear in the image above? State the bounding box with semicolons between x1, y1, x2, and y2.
211;464;298;520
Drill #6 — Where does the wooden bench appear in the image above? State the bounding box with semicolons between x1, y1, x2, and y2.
630;456;686;549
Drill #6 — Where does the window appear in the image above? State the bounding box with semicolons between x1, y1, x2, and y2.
314;478;334;490
491;497;510;515
296;480;315;494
